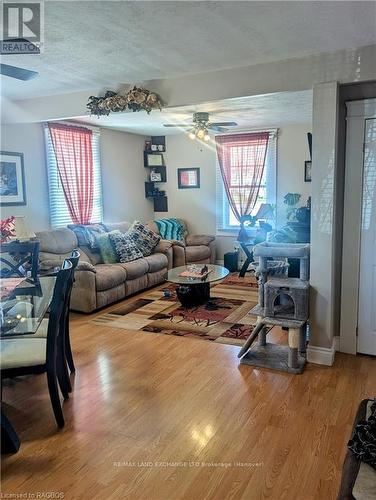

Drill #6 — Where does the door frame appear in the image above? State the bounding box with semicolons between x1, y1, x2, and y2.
340;98;376;354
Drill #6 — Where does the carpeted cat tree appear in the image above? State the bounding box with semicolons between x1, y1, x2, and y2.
238;241;310;374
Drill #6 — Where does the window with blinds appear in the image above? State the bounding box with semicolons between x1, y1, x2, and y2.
44;123;103;228
216;130;277;232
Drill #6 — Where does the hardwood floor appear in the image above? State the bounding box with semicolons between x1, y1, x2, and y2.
1;294;375;500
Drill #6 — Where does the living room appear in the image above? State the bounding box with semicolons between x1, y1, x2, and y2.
1;2;375;499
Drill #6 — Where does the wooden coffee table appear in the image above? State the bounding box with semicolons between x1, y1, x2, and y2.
166;264;229;307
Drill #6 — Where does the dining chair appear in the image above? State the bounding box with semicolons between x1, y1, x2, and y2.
0;240;40;282
64;250;80;375
3;250;81;393
1;260;74;428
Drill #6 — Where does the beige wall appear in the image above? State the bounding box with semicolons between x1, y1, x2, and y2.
100;128;152;223
0;124;153;231
158;124;312;259
0;123;50;231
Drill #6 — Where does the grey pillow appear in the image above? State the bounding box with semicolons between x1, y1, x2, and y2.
128;221;161;257
109;231;143;263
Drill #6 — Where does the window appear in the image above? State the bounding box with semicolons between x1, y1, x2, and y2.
44;123;103;228
216;130;277;232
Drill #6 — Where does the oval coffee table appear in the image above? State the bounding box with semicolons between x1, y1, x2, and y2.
167;264;229;307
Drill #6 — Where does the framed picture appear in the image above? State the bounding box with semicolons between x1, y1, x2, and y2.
145;152;164;167
178;168;200;189
150;170;162;182
304;160;312;182
0;151;26;206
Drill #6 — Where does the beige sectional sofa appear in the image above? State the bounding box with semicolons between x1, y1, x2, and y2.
36;220;216;313
36;222;173;313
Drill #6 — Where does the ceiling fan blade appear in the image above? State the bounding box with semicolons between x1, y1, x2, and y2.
0;63;38;80
209;122;238;127
208;125;229;133
163;124;192;128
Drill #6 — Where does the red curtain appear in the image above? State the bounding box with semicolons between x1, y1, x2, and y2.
48;123;94;225
216;132;269;222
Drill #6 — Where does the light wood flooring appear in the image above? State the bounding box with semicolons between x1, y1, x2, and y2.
1;292;375;500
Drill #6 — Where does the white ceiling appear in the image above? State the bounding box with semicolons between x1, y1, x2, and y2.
2;1;376;100
72;90;313;135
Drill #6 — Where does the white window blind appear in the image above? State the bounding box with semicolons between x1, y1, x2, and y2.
44;123;103;229
216;130;277;233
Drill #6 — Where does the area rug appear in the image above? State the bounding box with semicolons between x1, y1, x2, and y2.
91;273;259;346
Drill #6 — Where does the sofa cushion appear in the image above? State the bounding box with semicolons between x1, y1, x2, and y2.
145;253;168;273
95;264;126;291
118;258;149;279
109;231;143;263
68;223;107;251
96;231;120;264
128;221;161;256
186;245;211;262
36;228;77;254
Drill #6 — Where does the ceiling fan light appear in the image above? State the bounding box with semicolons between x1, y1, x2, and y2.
197;128;205;139
204;133;210;141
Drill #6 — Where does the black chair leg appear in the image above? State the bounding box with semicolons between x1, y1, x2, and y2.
47;371;65;428
65;320;75;375
57;341;71;398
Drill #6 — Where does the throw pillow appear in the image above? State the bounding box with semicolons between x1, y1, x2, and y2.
68;223;107;251
96;231;120;264
128;221;161;257
109;231;143;263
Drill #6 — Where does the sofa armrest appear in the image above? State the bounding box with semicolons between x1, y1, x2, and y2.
77;261;96;273
70;268;97;312
153;239;173;269
172;245;186;267
154;239;173;253
185;234;215;246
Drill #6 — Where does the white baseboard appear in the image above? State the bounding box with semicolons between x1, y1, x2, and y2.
333;336;340;352
307;340;336;366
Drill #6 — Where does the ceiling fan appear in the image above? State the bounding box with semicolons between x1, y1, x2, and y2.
163;112;237;140
0;38;39;80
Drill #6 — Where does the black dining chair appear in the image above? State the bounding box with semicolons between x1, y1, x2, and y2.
0;240;40;282
64;250;80;376
1;260;74;428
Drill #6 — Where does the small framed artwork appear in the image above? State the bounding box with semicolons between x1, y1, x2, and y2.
0;151;26;206
150;170;162;182
145;152;164;167
178;168;200;189
304;160;312;182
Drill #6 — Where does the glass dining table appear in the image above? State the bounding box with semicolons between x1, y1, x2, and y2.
1;276;56;453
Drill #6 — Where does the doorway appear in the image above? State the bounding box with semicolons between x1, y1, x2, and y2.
340;99;376;355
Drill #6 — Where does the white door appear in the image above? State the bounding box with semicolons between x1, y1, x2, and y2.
357;117;376;355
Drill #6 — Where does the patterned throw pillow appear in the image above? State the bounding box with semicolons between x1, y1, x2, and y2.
128;221;161;257
96;231;120;264
109;231;143;263
68;223;107;251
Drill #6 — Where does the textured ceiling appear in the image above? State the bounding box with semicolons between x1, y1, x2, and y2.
72;90;313;135
2;1;376;99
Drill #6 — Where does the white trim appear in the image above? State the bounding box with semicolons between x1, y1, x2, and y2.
333;336;340;352
307;341;336;366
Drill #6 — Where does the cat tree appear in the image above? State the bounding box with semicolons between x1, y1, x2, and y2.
238;241;310;374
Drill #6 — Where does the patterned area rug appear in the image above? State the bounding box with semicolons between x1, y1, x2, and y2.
91;273;259;346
